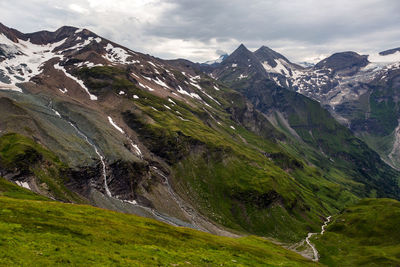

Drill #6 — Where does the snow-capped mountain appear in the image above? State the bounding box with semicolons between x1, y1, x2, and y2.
202;53;228;65
206;43;400;169
0;22;243;235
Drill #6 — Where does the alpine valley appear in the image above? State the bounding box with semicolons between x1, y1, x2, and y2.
0;23;400;266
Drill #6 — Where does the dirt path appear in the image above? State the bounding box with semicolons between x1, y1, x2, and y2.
305;215;332;261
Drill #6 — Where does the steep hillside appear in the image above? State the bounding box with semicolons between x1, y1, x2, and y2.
206;44;400;201
207;44;400;170
0;22;399;249
313;198;400;266
0;23;338;242
0;178;319;266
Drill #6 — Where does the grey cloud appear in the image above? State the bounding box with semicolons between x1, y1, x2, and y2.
0;0;399;62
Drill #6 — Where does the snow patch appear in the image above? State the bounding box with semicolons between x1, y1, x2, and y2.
0;34;67;91
189;82;202;90
103;43;139;64
154;77;170;89
66;36;96;51
54;63;98;100
75;61;103;68
15;181;30;190
262;59;290;76
238;73;248;79
108;116;125;134
178;116;190;121
138;82;154;91
177;85;202;100
368;51;400;64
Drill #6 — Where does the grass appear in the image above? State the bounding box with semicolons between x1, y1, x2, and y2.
122;99;330;242
0;177;48;201
14;64;393;246
313;198;400;266
77;66;379;242
0;195;320;266
0;133;84;203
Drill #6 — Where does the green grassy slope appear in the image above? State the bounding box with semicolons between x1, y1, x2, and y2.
0;133;84;203
0;182;319;266
222;77;400;200
0;177;48;201
75;66;334;242
313;198;400;266
73;65;384;242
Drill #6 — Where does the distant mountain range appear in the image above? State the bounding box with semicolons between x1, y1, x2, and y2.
199;43;400;169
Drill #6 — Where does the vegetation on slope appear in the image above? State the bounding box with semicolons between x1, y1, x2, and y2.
222;77;400;200
0;133;84;203
73;66;336;242
313;198;400;266
0;177;48;201
0;193;319;266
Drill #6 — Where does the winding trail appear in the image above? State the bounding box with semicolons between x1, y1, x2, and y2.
305;233;319;261
321;216;332;235
305;216;332;261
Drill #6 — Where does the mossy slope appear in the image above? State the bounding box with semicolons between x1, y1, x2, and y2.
0;195;319;266
314;198;400;266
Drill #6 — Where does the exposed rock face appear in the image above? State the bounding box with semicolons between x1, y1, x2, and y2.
202;43;400;169
203;44;400;200
379;47;400;56
314;51;369;75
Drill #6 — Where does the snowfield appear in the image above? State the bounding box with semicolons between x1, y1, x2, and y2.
0;33;66;91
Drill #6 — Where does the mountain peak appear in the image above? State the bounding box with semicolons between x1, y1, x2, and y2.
254;45;291;67
24;25;92;45
230;43;253;57
0;22;23;42
237;43;247;50
315;51;369;73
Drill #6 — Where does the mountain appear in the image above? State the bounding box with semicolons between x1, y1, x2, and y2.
379;47;400;56
314;51;369;75
1;23;400;265
0;23;339;242
206;43;400;171
202;53;228;65
204;43;400;201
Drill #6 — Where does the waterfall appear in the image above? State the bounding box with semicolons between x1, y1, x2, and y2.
49;103;111;197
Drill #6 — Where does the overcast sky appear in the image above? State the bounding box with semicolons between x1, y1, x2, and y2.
1;0;399;63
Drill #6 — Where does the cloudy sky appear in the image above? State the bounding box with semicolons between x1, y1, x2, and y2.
1;0;399;63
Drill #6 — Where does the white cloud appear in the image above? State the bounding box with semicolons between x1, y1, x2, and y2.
69;4;89;14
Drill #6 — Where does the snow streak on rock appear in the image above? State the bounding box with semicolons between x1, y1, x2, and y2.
54;63;98;100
